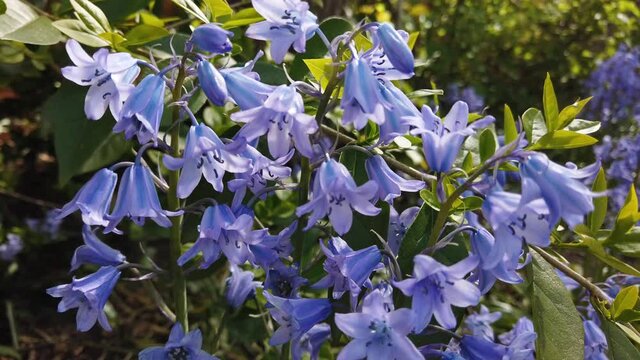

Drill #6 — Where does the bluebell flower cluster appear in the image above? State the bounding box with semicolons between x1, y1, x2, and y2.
47;2;618;358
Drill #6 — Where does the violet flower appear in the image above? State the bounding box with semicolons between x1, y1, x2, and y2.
365;155;424;203
55;168;117;227
113;74;166;145
225;264;260;309
0;234;22;262
221;51;275;110
139;323;218;360
190;23;233;54
71;225;126;271
264;292;332;346
292;323;331;360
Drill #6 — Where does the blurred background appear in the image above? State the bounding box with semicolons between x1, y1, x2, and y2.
0;0;639;358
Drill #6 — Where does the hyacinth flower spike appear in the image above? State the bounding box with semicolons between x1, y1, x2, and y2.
61;39;139;120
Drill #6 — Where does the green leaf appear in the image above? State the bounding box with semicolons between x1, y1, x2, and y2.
42;84;130;185
522;107;546;143
564;119;601;135
462;151;473;173
543;73;559;130
0;0;63;45
598;313;640;359
123;24;169;46
581;236;640;276
612;286;639;320
98;0;148;23
303;57;334;91
0;1;6;15
407;31;419;49
222;8;263;29
0;345;19;359
529;130;597;150
557;97;592;129
610;227;640;257
53;19;109;47
171;0;209;23
589;168;608;232
504;104;518;144
204;0;233;20
478;128;497;162
526;252;584;360
339;149;389;250
610;186;640;241
70;0;111;34
397;203;437;275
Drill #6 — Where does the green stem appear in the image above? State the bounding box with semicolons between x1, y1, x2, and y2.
425;160;496;250
213;310;229;352
168;57;189;328
531;245;612;305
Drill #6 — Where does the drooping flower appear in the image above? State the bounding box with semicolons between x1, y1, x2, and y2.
232;85;318;158
378;82;422;143
198;59;228;106
393;254;481;331
225;264;260;309
459;335;507;360
47;266;120;332
264;262;307;298
189;23;233;54
374;23;414;75
334;289;423;360
296;159;380;235
408;101;494;173
248;221;297;268
0;234;23;262
138;323;218;360
481;183;552;268
221;51;275;110
292;323;331;360
519;152;600;229
583;319;608;360
340;57;387;129
246;0;318;63
387;206;420;255
468;226;524;294
61;40;139;120
498;317;536;360
464;305;502;341
177;205;267;268
264;292;332;346
55;168;117;227
312;237;382;306
365;155;424;203
104;163;179;233
229;146;294;210
113;74;166;145
163;124;252;198
71;225;126;271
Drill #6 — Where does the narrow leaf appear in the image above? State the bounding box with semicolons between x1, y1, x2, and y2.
613;286;639;320
610;186;640;241
557;97;593;129
543;73;559;130
529;130;597;150
478;128;497;163
71;0;111;34
598;312;640;359
504;104;518;144
589;168;608;232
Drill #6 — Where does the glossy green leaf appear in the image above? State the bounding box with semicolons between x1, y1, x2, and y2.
222;8;263;29
42;84;130;185
123;24;169;46
526;252;584;360
589;168;608;232
204;0;233;20
564;119;601;135
478;128;497;162
522;107;546;143
598;313;640;359
504;104;518;144
172;0;209;23
71;0;111;34
557;97;592;129
612;286;639;320
304;57;334;91
0;0;63;45
53;19;109;47
543;73;559;130
529;130;597;150
581;236;640;276
397;203;437;275
609;186;640;241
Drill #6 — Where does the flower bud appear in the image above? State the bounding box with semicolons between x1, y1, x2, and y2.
190;23;233;54
377;23;414;75
198;60;228;106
